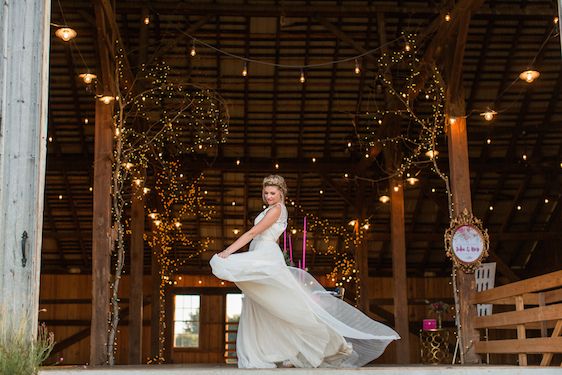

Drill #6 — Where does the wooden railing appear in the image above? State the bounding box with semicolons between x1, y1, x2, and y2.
471;270;562;366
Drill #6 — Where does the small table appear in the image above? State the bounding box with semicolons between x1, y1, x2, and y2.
419;329;451;364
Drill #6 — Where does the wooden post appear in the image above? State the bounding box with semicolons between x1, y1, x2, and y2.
128;6;149;364
128;175;145;364
91;99;113;365
0;0;50;339
91;0;115;364
150;247;163;359
446;8;481;364
389;176;411;363
448;116;481;363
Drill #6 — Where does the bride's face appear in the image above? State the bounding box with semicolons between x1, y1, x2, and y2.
263;186;282;205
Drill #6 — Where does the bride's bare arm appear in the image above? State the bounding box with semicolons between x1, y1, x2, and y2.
218;205;282;258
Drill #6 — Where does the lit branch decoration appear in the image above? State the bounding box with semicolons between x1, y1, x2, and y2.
145;162;214;363
106;45;228;365
357;33;446;179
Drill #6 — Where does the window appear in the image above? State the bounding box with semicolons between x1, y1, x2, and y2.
225;293;243;363
173;294;200;348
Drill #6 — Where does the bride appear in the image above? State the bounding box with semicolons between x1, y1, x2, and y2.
210;175;399;368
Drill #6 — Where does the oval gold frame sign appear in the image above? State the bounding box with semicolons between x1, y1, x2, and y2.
444;208;489;273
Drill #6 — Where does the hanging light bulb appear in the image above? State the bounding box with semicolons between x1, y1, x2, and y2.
122;162;134;169
55;27;77;42
78;73;97;84
379;195;390;203
486;138;492;144
425;150;439;159
354;59;360;74
133;178;142;186
154;220;162;226
444;13;451;22
481;109;497;121
174;221;182;228
99;95;115;104
448;116;457;125
143;187;150;194
405;43;411;52
348;220;357;226
148;212;158;219
362;223;370;230
406;177;419;185
519;69;540;83
144;16;150;25
242;62;248;77
190;42;197;57
299;69;305;83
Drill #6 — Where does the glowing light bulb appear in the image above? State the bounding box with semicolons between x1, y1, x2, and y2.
406;177;419;185
486;138;492;144
99;95;114;104
405;43;411;52
312;157;316;163
519;69;540;83
348;220;356;226
354;60;360;74
190;44;196;57
481;109;497;121
233;229;240;235
379;195;390;203
445;13;451;22
174;222;182;228
79;73;97;84
242;63;248;77
425;150;439;159
55;27;77;42
144;16;150;25
143;187;150;194
299;70;305;83
489;206;494;211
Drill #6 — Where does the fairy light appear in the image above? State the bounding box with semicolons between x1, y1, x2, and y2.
517;205;522;211
299;69;305;83
489;205;494;211
242;63;248;77
486;138;492;145
143;187;151;194
379;195;390;203
190;42;197;57
312;157;316;163
233;229;240;235
544;198;549;204
445;13;451;22
354;59;361;74
144;16;150;25
275;163;279;169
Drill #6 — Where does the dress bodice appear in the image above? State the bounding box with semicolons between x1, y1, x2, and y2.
253;203;287;242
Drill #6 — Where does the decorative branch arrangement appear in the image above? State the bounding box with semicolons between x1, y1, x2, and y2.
105;49;229;364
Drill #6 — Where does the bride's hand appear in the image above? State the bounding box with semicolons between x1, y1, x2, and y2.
217;250;231;258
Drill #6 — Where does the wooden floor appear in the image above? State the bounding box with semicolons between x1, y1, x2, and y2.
40;364;562;374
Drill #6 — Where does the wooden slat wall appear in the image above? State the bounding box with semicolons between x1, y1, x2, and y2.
40;274;456;365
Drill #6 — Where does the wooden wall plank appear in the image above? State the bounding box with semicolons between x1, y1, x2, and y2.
475;337;562;354
474;304;562;329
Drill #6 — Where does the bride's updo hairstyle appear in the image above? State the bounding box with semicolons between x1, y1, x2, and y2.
262;174;287;202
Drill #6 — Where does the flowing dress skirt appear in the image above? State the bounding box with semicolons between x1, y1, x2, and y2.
210;239;399;368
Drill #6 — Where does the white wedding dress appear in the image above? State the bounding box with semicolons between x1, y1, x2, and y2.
210;203;399;368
